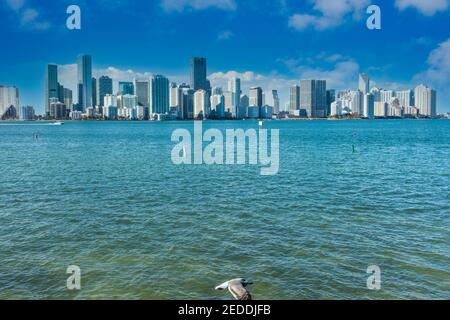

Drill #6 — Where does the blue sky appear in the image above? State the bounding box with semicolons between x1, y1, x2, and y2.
1;0;450;113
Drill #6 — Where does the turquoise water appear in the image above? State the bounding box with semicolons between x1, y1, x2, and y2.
0;120;449;300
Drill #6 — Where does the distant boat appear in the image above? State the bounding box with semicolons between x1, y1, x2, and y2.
52;122;64;126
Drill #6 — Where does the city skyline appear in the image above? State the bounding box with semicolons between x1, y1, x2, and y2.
0;54;442;120
3;54;444;117
0;1;450;113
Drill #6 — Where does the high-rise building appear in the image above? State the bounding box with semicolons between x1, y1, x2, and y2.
396;90;414;108
117;94;137;109
190;57;209;91
300;80;327;118
359;73;370;94
134;79;150;108
223;91;234;114
169;82;185;119
363;93;375;119
57;84;64;106
350;90;363;115
20;106;35;120
77;54;93;111
92;77;97;107
62;88;73;110
104;94;117;108
194;89;209;119
228;77;241;116
45;64;59;115
49;97;67;119
249;87;263;107
150;75;169;115
0;85;19;119
330;101;343;117
98;76;113;107
326;89;336;116
210;94;225;118
374;102;389;117
371;87;381;102
380;90;395;103
289;85;300;113
240;95;249;109
389;98;403;117
118;82;134;95
212;86;223;96
265;90;280;115
169;82;180;109
181;86;194;120
414;84;437;117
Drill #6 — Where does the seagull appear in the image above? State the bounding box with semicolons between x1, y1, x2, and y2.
215;278;253;300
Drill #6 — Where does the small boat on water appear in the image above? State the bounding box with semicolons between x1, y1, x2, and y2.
52;121;64;125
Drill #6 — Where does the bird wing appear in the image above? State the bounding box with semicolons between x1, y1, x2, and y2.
228;280;252;301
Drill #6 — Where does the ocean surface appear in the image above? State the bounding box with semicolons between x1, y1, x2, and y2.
0;120;449;300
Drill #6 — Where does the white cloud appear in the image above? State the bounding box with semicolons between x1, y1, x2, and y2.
4;0;50;30
161;0;237;12
414;39;450;86
395;0;449;16
289;0;370;31
217;30;234;41
289;14;319;31
280;53;360;90
5;0;24;11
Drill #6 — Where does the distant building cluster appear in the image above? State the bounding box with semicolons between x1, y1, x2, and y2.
41;55;280;121
0;55;441;121
328;74;437;119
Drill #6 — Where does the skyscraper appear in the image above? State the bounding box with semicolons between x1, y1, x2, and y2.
300;80;327;118
212;86;223;96
150;75;169;115
118;82;134;95
210;93;225;118
77;54;93;111
326;89;336;116
380;90;395;103
363;93;375;119
265;90;280;115
223;91;234;114
190;57;209;91
350;90;363;115
396;90;414;108
289;85;300;113
249;87;263;107
228;77;241;116
359;73;369;95
45;64;59;116
20;106;35;120
240;94;249;109
0;85;19;119
414;84;437;117
134;79;150;107
92;77;97;107
169;82;180;110
62;88;73;110
194;89;209;119
98;76;113;107
181;86;194;120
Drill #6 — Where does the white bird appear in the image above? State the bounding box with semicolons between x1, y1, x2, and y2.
215;278;253;300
